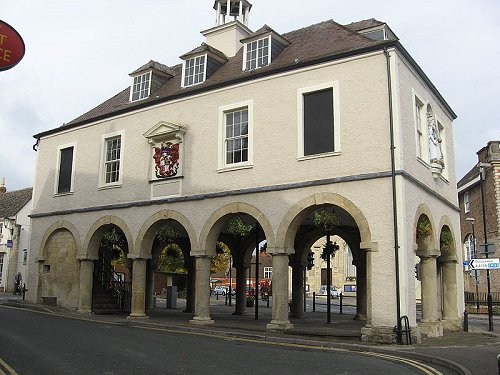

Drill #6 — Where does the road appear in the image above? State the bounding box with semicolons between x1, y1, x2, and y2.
0;305;451;375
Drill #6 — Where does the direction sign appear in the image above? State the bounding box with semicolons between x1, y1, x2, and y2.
469;258;500;270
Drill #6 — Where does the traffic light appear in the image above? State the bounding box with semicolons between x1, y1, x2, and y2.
414;263;421;280
307;251;315;270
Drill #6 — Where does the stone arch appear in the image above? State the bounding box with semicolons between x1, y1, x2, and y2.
198;202;275;257
134;209;197;259
37;220;82;260
82;216;134;260
414;204;439;257
276;192;371;253
437;216;457;258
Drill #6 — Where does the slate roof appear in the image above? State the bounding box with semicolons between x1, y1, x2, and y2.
129;60;175;76
457;165;480;189
0;188;32;218
33;18;455;138
179;43;228;61
344;18;386;32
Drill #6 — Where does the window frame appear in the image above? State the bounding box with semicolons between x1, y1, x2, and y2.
464;191;470;213
413;94;425;161
243;36;271;71
181;54;207;87
264;267;272;279
130;71;152;101
217;100;254;172
99;130;125;189
297;81;340;160
54;142;76;196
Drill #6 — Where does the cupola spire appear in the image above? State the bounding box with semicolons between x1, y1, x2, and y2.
213;0;252;27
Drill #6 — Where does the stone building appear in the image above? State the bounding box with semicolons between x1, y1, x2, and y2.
458;141;500;296
0;178;32;292
27;1;462;343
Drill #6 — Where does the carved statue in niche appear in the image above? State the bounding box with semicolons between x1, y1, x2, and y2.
427;113;444;168
153;142;180;178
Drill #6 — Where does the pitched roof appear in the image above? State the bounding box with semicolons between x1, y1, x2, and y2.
179;43;228;61
0;188;32;218
33;18;454;138
129;60;175;76
344;18;385;32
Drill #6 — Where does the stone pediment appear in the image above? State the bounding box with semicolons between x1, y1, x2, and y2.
143;121;186;145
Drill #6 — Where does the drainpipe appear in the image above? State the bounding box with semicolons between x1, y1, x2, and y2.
384;47;402;343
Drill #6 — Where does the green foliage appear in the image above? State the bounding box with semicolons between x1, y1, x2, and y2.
440;228;453;247
211;242;231;274
321;241;339;260
157;244;186;273
314;209;340;231
157;224;180;245
227;217;253;237
416;217;432;239
101;227;127;261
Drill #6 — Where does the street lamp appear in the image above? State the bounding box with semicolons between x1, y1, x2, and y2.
465;217;480;313
478;162;493;331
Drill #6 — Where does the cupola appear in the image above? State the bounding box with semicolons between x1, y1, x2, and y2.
201;1;253;58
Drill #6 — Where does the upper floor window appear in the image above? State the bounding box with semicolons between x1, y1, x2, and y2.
131;71;151;101
225;108;248;164
464;191;470;213
298;82;340;159
245;37;269;71
464;234;475;268
183;55;206;87
414;96;425;159
218;100;253;171
23;249;27;265
55;144;75;195
99;131;124;188
264;267;272;279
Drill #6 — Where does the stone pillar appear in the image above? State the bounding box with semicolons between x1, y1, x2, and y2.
440;256;461;330
190;255;214;325
128;258;148;319
418;255;442;337
290;261;305;318
267;252;293;331
354;254;367;320
184;257;195;313
77;259;94;314
234;265;248;315
146;262;154;309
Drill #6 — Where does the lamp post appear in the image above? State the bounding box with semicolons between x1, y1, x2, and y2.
478;162;493;331
465;217;480;313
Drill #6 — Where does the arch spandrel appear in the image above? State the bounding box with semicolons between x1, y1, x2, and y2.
276;193;372;251
82;215;134;260
134;209;197;259
198;202;275;257
37;220;82;260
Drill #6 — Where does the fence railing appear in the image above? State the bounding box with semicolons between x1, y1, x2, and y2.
465;291;500;305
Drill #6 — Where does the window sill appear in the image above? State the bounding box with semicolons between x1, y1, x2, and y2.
98;183;122;190
217;163;253;173
297;151;340;161
54;192;74;197
148;175;184;184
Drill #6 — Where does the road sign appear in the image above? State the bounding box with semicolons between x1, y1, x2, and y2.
469;258;500;270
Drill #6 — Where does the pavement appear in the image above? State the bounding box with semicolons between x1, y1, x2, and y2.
1;293;499;375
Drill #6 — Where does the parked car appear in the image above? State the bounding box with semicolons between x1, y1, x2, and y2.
319;285;340;298
212;286;236;296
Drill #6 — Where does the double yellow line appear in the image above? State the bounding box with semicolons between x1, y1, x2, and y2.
0;357;17;375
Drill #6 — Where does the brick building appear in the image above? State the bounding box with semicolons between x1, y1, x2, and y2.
457;141;500;295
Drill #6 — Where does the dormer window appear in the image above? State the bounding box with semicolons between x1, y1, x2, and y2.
245;37;269;70
131;71;151;101
183;55;206;87
241;25;289;72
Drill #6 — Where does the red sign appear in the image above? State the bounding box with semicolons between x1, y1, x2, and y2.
0;20;25;71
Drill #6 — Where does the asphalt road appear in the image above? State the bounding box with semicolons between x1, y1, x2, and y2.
0;306;450;375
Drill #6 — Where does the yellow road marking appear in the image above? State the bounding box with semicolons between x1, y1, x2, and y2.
0;357;18;375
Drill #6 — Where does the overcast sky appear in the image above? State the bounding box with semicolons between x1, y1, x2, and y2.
1;0;499;191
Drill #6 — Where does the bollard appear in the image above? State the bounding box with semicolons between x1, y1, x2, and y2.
22;284;27;301
497;354;500;375
339;293;343;314
463;310;468;332
313;292;316;312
